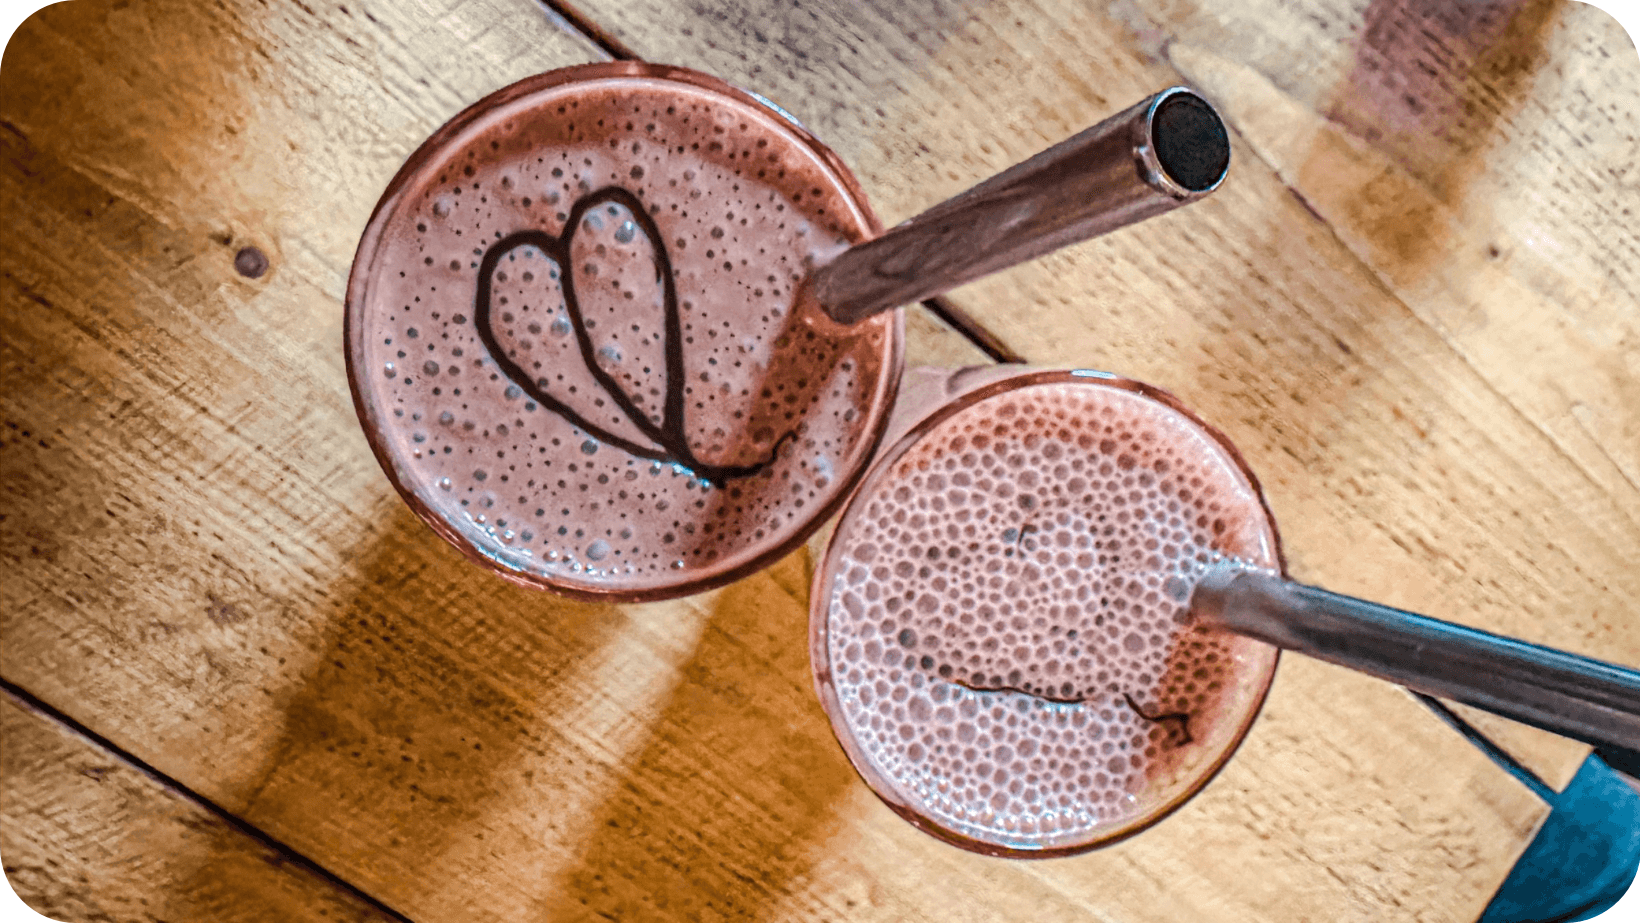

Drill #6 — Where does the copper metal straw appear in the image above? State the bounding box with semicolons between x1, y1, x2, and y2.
813;87;1231;324
1191;561;1640;751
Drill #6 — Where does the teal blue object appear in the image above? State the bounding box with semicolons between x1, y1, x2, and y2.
1482;755;1640;922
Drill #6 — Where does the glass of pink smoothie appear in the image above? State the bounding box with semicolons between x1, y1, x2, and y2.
809;366;1283;855
346;63;902;601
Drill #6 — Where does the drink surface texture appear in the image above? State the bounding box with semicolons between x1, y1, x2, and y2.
348;70;898;598
815;374;1280;854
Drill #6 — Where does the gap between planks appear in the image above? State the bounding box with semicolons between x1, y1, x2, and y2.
0;677;413;924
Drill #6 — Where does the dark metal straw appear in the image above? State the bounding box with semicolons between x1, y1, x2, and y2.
1191;562;1640;751
813;87;1231;324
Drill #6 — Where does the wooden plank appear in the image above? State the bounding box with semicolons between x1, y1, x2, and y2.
0;690;395;922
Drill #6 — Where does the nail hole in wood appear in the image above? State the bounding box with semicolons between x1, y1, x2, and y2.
235;246;268;279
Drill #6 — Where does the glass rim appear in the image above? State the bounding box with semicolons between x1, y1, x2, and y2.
808;367;1286;857
344;61;905;602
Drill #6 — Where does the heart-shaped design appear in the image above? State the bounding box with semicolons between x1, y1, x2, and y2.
472;186;790;487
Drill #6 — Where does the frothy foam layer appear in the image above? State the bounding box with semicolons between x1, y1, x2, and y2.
349;71;897;597
817;374;1279;852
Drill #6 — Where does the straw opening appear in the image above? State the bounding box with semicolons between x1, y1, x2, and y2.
1151;92;1229;193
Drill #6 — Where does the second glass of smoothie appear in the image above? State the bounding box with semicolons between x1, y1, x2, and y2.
809;367;1283;855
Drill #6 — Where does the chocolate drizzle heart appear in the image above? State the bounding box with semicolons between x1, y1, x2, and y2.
472;186;792;487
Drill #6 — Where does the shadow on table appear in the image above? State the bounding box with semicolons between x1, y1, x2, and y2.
168;500;633;918
528;551;860;922
1303;0;1562;284
1171;0;1563;502
164;499;853;921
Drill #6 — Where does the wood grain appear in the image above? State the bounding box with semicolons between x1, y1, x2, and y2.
0;0;1620;919
0;690;395;922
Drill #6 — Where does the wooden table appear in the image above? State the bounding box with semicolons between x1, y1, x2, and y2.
3;0;1636;919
